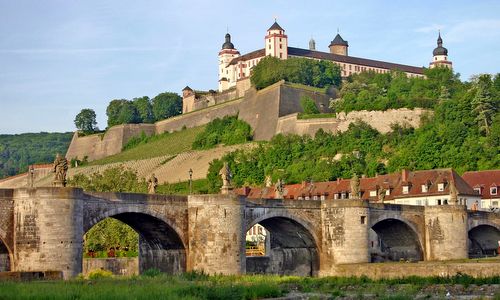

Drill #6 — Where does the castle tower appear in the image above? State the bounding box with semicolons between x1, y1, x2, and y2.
430;31;452;69
309;37;316;51
265;21;288;59
329;33;348;56
218;33;240;92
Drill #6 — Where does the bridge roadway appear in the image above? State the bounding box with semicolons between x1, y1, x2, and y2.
0;188;499;278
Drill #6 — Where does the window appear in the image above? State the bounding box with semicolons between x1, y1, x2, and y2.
402;185;409;194
320;195;325;200
279;53;282;58
443;199;448;205
416;199;422;206
474;187;481;194
341;192;346;199
360;216;366;224
369;190;377;197
279;38;282;42
493;201;498;207
313;195;318;200
421;185;428;193
491;187;498;195
268;45;271;50
438;183;445;192
334;194;338;200
305;196;310;200
437;199;442;205
386;189;390;195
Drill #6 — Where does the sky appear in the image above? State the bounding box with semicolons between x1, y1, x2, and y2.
1;0;499;134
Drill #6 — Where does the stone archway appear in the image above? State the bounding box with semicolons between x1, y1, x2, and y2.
245;216;320;276
85;211;186;274
468;224;500;258
0;237;11;272
370;218;424;262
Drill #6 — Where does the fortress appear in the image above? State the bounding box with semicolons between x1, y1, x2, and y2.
62;21;448;163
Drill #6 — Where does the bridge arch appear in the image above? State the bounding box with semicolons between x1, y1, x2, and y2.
0;236;12;272
468;222;500;258
84;207;186;274
245;212;320;277
370;217;424;262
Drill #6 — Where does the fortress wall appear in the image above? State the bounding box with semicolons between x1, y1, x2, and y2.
276;114;340;136
336;108;428;133
278;84;332;117
238;82;282;141
0;166;52;189
65;124;155;161
155;98;243;134
276;108;429;138
191;89;238;112
236;78;251;98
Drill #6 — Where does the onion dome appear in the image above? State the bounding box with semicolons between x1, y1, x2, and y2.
433;32;448;56
222;33;235;50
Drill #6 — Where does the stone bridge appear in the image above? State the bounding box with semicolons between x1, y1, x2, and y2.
0;188;499;278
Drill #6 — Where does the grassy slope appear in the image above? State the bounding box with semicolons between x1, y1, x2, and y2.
88;126;205;165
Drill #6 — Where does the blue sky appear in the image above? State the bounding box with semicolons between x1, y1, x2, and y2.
1;0;499;134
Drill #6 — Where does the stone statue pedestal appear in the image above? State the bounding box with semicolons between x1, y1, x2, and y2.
220;185;233;195
53;180;66;187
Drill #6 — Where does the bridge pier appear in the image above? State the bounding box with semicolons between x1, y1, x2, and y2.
424;205;468;261
319;199;370;276
13;188;84;279
187;194;245;275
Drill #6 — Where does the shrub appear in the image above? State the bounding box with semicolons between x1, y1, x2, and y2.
192;115;252;149
300;96;320;114
86;269;113;279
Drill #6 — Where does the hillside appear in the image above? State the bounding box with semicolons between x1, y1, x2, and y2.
0;132;73;179
88;126;205;165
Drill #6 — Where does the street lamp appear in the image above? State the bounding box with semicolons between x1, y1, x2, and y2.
188;168;193;194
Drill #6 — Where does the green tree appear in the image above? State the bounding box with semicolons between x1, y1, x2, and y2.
133;96;153;123
74;108;97;133
152;92;182;122
106;99;140;127
472;75;496;135
300;96;320;114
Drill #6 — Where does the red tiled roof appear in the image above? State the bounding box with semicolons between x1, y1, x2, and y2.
462;170;500;199
237;169;477;202
228;49;265;66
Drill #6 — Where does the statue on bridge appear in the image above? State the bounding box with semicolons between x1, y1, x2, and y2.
148;173;158;194
449;180;458;205
378;187;386;202
52;153;68;187
275;178;284;199
219;162;233;194
350;173;360;199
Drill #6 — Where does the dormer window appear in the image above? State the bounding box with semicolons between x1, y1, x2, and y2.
474;187;482;194
369;190;377;197
491;186;498;195
421;184;428;193
386;189;390;196
402;185;409;194
438;183;445;192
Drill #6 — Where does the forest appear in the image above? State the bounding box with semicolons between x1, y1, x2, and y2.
0;132;73;178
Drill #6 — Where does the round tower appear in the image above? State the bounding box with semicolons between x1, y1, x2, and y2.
218;33;240;92
429;31;452;69
329;33;348;56
265;20;288;59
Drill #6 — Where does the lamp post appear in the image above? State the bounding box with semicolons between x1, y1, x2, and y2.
188;168;193;194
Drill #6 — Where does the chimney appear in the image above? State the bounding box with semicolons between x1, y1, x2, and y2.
402;169;409;182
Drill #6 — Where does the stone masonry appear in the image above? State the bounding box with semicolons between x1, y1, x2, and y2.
0;187;499;278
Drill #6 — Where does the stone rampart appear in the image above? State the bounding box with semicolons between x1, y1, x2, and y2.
64;82;428;163
83;258;138;276
65;124;155;161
